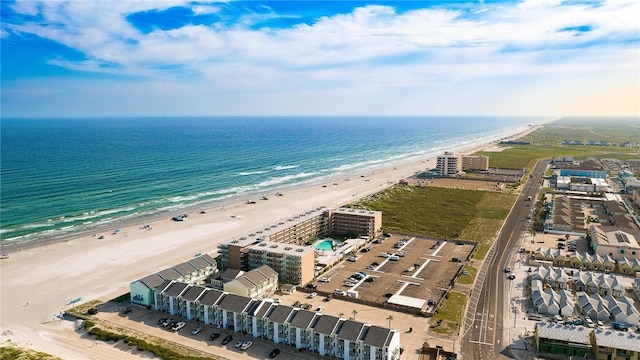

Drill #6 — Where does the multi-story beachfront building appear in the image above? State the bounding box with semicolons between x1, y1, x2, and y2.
327;208;382;239
154;281;401;360
247;242;315;286
462;155;489;171
436;151;461;176
217;206;382;285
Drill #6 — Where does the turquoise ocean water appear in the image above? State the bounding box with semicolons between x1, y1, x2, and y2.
0;117;542;247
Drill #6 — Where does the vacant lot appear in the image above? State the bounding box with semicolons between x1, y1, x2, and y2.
351;185;515;261
314;235;475;313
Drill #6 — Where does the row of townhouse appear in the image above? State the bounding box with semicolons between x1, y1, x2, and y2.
531;279;574;316
577;292;640;325
130;254;217;307
153;280;401;360
530;249;640;274
530;266;625;298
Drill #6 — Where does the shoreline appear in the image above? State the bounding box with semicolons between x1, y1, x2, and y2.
0;124;541;359
0;124;537;254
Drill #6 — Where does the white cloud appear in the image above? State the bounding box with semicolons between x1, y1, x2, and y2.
2;0;638;116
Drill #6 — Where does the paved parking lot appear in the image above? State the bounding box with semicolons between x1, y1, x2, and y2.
313;235;475;312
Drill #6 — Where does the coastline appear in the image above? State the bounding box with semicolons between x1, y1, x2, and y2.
0;124;540;359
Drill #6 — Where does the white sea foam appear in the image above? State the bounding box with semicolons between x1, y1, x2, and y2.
238;170;268;176
274;165;298;170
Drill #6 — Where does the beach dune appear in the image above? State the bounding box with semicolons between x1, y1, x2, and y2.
0;127;537;358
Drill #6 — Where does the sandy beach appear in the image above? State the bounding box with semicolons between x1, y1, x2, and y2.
0;125;539;359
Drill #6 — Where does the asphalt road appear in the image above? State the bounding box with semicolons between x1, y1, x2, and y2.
460;160;548;360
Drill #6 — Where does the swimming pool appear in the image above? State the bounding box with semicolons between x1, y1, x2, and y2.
315;240;335;251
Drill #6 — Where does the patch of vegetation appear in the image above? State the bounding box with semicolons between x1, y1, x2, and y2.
523;118;640;146
66;299;102;319
353;185;515;260
457;265;477;285
476;118;639;170
0;343;62;360
354;186;486;239
429;291;466;335
83;321;222;360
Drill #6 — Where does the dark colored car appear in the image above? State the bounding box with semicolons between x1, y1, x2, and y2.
269;348;281;358
209;333;221;341
221;335;233;345
87;308;98;315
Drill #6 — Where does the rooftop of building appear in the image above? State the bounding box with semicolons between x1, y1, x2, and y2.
248;240;313;257
536;322;591;344
594;329;640;352
220;206;329;248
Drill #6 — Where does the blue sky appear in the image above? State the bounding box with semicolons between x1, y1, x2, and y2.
1;0;638;117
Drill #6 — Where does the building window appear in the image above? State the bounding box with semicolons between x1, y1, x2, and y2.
620;249;625;254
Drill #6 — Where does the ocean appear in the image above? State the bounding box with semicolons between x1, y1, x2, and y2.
0;116;542;247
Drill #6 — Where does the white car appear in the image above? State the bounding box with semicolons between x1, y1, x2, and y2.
241;341;253;350
586;318;595;328
316;306;324;312
597;320;604;328
172;321;186;331
309;292;317;298
319;277;331;283
234;340;245;348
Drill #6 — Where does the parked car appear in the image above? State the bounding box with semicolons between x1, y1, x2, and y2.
172;321;186;331
323;297;332;302
504;267;512;273
388;255;400;261
573;319;584;326
451;257;462;263
597;320;604;328
222;335;233;344
309;292;317;298
191;326;203;335
161;318;174;327
209;333;221;341
240;341;253;350
234;340;245;348
316;306;324;312
269;348;281;358
612;322;629;331
586;318;595;328
319;277;331;283
507;273;516;280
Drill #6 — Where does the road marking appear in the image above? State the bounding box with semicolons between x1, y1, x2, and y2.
468;340;494;345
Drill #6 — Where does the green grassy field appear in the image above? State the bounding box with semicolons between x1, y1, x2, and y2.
352;186;516;258
477;118;639;170
429;291;467;335
457;265;477;285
